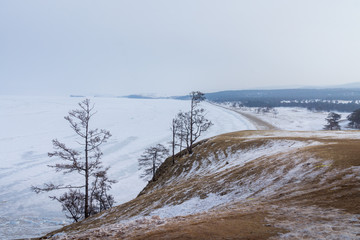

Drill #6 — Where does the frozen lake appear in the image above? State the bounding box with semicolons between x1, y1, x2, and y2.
0;96;255;239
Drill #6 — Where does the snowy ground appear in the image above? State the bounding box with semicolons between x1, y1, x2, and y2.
226;105;351;131
1;97;355;239
0;96;255;239
48;130;360;240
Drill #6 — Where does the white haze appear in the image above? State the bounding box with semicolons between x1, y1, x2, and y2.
1;1;360;96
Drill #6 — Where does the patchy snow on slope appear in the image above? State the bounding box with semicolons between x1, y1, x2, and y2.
148;193;235;219
51;215;168;240
170;138;322;180
0;96;255;239
268;205;360;240
39;130;360;239
208;139;320;174
130;138;326;221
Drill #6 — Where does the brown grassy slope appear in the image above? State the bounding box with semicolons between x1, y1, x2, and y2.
282;140;360;214
132;208;285;240
41;130;360;239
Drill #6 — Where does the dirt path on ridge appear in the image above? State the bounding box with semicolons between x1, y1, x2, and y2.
212;103;278;130
233;109;279;130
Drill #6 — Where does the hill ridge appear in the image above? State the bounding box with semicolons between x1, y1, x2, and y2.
41;130;360;240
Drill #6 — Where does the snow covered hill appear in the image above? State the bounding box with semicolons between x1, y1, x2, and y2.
44;130;360;239
0;96;255;239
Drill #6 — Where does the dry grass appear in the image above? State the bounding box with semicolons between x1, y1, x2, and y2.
132;209;284;240
39;130;360;239
280;140;360;214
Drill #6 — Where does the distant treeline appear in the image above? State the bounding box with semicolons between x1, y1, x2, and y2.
238;100;359;112
200;89;360;112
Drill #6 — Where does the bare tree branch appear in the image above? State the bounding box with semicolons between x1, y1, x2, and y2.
174;92;212;154
138;144;169;181
32;99;116;222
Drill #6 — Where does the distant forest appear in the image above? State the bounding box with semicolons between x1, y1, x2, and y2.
200;89;360;112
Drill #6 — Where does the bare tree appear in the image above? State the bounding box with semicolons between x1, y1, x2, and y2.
138;144;169;181
170;118;180;165
175;112;187;153
176;91;212;154
324;112;341;130
189;91;205;151
169;114;189;164
32;99;116;222
90;168;116;214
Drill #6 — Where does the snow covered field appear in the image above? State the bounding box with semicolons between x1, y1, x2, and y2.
0;96;255;239
230;106;350;131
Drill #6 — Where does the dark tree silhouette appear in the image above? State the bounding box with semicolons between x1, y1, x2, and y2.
138;144;169;181
32;99;116;222
347;109;360;129
324;112;341;130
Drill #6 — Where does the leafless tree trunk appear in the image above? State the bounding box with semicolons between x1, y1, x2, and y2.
175;92;212;154
171;119;177;165
32;99;116;222
175;112;187;153
189;92;204;153
170;117;184;164
138;144;169;181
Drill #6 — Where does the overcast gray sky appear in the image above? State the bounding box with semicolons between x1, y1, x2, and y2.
1;0;360;96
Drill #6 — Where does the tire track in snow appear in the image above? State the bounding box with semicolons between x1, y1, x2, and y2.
210;103;278;130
